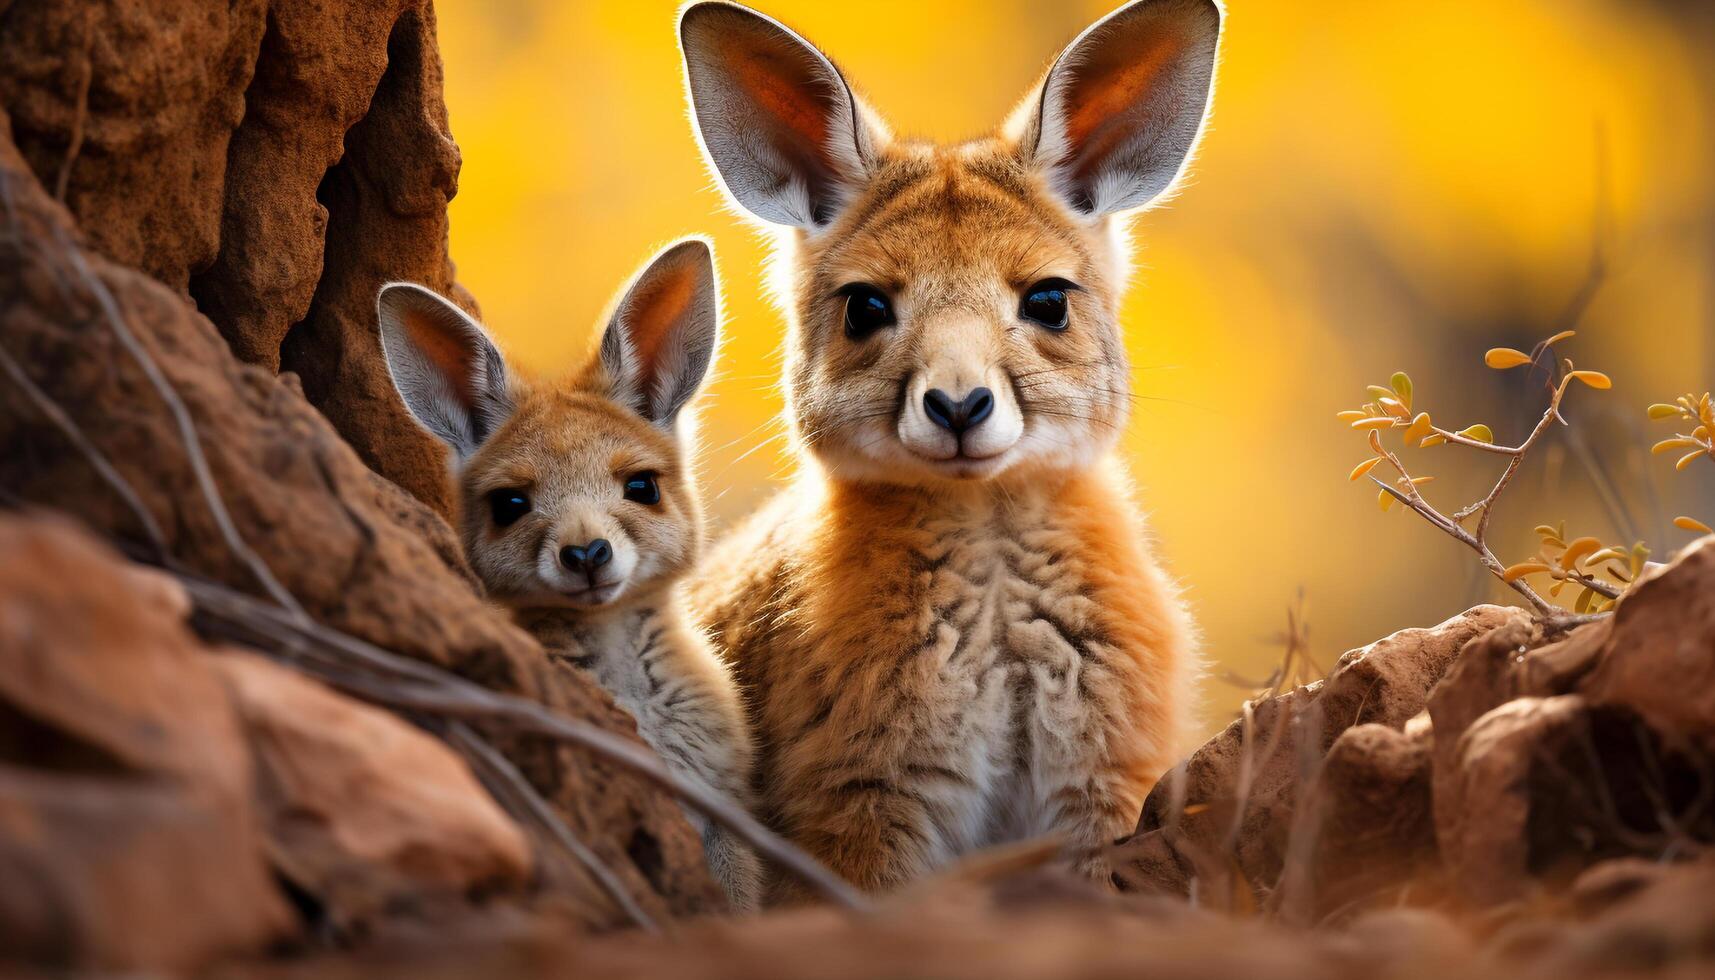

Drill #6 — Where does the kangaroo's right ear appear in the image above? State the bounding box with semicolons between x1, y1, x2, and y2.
598;238;721;428
679;1;882;230
376;283;513;461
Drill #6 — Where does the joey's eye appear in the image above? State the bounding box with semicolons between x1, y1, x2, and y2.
839;284;896;340
623;471;661;506
1020;278;1078;330
488;488;531;527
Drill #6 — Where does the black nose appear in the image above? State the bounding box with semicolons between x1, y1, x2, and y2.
923;387;995;435
559;538;613;574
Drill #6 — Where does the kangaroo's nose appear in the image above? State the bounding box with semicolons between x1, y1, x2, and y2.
559;538;613;574
923;387;995;435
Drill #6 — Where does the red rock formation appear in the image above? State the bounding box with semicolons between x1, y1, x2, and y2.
0;0;462;510
0;1;724;950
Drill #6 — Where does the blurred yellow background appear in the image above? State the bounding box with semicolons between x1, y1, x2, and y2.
437;0;1714;733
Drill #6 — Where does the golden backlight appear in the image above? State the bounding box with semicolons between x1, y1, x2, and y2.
439;0;1713;733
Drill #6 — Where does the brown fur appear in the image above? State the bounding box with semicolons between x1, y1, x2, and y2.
681;0;1221;899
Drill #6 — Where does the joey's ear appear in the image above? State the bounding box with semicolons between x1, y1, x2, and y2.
598;239;720;427
1010;0;1222;217
376;282;513;460
679;1;882;229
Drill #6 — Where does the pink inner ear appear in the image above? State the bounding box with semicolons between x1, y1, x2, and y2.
624;267;697;383
1064;31;1185;163
402;304;480;408
730;43;831;156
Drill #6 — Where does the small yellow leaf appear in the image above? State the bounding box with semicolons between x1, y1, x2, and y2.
1653;437;1700;455
1349;457;1383;481
1568;370;1611;390
1485;348;1532;369
1586;547;1627;567
1378;489;1394;512
1457;423;1495;444
1403;413;1432;445
1335;410;1368;422
1678;451;1705;471
1542;329;1577;347
1648;403;1682;420
1559;536;1602;572
1366;385;1395;402
1501;562;1549;582
1390;371;1413;410
1675;516;1714;534
1575;586;1597;615
1409;476;1435;485
1351;417;1395;431
1532;525;1558;538
1182;803;1211;816
1419;433;1447;447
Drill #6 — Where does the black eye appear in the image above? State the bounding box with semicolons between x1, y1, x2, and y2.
623;471;660;506
1020;278;1078;330
839;284;896;340
488;488;531;527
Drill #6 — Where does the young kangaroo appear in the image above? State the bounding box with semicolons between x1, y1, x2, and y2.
375;239;763;911
679;0;1221;898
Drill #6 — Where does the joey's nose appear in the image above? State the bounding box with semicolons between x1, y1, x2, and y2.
559;539;613;574
923;387;995;435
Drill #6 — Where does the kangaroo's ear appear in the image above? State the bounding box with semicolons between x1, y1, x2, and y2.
376;283;513;460
679;1;881;230
1011;0;1222;217
599;239;720;427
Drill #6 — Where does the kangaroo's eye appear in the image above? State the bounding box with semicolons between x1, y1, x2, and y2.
839;284;896;340
488;488;531;527
1020;278;1079;330
623;471;661;506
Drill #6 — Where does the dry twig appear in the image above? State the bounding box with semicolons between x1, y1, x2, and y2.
445;722;661;932
184;576;870;911
1342;331;1622;626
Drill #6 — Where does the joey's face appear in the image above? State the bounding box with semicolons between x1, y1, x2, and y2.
791;148;1130;486
458;395;699;610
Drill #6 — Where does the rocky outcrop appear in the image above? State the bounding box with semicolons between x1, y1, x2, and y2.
1120;604;1531;910
0;516;292;970
212;652;533;927
0;0;462;510
0;33;722;950
1117;537;1715;920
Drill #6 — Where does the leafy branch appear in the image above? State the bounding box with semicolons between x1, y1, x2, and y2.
1648;391;1714;535
1339;330;1621;623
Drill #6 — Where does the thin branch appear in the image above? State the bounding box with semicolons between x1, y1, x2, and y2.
54;8;95;204
445;722;660;933
57;230;306;622
0;343;170;561
181;575;870;912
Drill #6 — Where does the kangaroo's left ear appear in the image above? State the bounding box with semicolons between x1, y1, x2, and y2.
1010;0;1223;217
598;238;721;427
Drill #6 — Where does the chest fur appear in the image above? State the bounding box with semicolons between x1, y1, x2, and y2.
769;502;1144;845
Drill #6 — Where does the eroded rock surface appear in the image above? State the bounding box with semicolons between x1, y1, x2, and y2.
0;0;462;510
0;516;292;971
0;89;721;942
213;652;534;926
1118;538;1715;920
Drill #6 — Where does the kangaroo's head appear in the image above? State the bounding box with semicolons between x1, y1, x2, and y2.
681;0;1220;486
378;239;720;611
